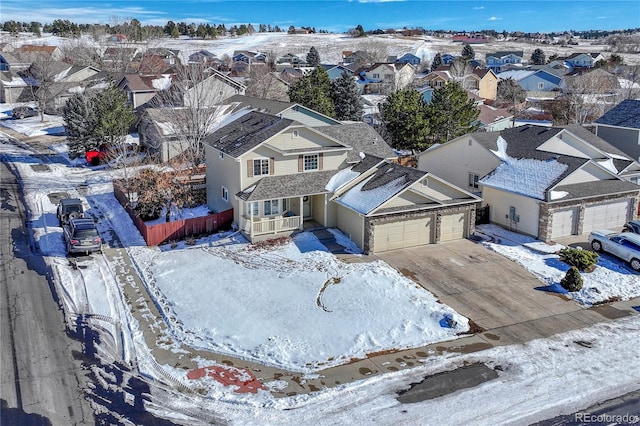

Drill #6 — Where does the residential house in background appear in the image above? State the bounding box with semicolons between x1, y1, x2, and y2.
497;69;562;93
485;51;524;73
477;104;513;132
565;52;605;69
0;51;30;71
182;69;246;107
418;124;640;241
101;46;140;72
395;53;421;65
231;50;267;74
441;54;456;65
117;73;171;109
276;53;308;71
465;68;498;100
14;44;63;62
188;50;222;67
594;99;640;164
357;62;415;94
342;51;370;67
203;111;479;252
322;64;354;81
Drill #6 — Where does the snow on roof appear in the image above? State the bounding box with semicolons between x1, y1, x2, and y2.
497;70;535;81
490;135;509;161
480;156;568;200
336;173;406;215
325;167;361;192
152;74;172;90
595;158;619;174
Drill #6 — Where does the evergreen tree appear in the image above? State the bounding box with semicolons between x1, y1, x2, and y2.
355;24;366;37
430;53;443;72
426;81;479;146
332;70;363;121
461;44;475;60
62;93;97;159
288;66;335;117
530;48;546;65
306;46;321;67
380;89;430;151
92;87;136;146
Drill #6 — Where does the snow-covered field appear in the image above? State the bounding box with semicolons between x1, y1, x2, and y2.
2;67;640;424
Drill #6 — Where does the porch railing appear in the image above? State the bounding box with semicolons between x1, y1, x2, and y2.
249;215;301;237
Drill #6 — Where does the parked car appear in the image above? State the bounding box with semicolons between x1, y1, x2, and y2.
588;230;640;271
12;106;38;119
56;198;84;225
622;220;640;234
63;218;102;255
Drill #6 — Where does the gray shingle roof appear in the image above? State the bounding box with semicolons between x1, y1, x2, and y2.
226;94;295;115
594;99;640;129
314;123;395;162
237;170;337;201
360;161;425;192
204;111;292;157
553;180;640;201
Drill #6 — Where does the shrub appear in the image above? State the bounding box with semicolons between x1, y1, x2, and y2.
559;247;599;272
560;266;583;292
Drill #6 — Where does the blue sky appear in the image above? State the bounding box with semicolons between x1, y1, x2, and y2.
2;1;639;33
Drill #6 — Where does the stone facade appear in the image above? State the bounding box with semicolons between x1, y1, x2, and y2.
539;193;640;242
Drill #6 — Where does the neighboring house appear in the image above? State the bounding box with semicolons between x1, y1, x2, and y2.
0;70;31;103
101;47;139;72
477;104;513;132
231;50;267;73
361;94;387;126
146;48;184;66
275;53;308;71
395;53;421;65
117;73;172;109
225;94;341;126
418;124;640;241
465;68;498;100
0;51;29;71
485;51;524;73
594;99;640;164
565;52;605;69
342;51;369;67
358;62;415;94
203;110;479;252
497;69;562;93
422;70;451;89
182;69;246;107
561;68;621;94
441;54;456;65
14;44;63;62
321;64;354;81
188;50;221;67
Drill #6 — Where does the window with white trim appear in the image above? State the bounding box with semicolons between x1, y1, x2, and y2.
372;73;380;79
292;130;299;138
537;82;544;90
263;199;280;215
253;158;269;176
303;154;319;171
218;151;224;159
222;186;228;201
250;202;259;215
468;173;479;189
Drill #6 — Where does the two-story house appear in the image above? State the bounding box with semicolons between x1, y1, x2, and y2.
594;99;640;165
204;111;480;252
359;62;415;94
485;51;524;73
497;69;562;93
565;52;605;68
418;125;640;241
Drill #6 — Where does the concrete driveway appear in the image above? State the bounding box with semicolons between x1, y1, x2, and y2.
371;239;633;345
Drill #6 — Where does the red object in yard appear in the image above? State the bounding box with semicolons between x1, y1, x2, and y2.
187;364;265;394
85;149;106;165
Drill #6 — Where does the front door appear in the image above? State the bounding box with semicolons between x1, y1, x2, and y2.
303;196;312;219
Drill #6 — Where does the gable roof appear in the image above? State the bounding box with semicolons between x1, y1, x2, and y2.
203;111;293;157
594;99;640;130
227;94;295;115
485;51;523;60
314;123;395;162
553;179;640;201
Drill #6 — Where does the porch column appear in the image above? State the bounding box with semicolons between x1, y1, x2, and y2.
299;196;304;230
323;194;328;227
249;202;254;239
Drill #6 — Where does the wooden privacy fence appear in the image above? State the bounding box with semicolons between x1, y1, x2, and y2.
113;181;233;246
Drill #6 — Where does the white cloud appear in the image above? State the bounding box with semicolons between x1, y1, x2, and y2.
488;16;503;21
473;6;485;10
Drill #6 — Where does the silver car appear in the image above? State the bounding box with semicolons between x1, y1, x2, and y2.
588;230;640;271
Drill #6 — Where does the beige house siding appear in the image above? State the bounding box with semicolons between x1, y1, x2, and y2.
281;110;336;127
483;185;540;237
205;145;241;221
478;74;497;100
66;67;99;82
336;205;364;249
418;137;501;191
559;164;616;186
267;127;344;151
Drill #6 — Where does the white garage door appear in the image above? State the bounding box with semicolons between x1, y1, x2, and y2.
439;212;466;242
583;200;630;233
551;208;576;238
373;217;432;252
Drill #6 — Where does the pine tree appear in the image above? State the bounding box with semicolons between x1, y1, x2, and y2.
62;93;96;159
380;89;430;151
288;66;335;117
461;44;475;60
92;86;137;146
531;48;546;65
426;81;479;146
430;53;443;72
306;46;321;67
332;70;363;121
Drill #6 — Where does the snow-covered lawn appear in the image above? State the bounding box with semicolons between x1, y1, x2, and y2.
0;103;65;137
476;224;640;306
135;232;469;373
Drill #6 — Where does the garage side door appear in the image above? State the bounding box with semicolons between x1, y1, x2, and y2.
551;208;575;238
439;212;466;242
583;200;630;233
373;217;431;252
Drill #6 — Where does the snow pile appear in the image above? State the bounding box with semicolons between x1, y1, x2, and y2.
325;166;360;192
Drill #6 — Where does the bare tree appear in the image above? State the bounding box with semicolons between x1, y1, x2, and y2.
355;39;390;67
149;63;238;166
22;52;74;120
58;38;101;67
245;66;289;100
562;70;620;124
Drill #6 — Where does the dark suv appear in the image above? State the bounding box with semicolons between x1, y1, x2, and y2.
12;106;38;119
64;218;102;255
56;198;84;225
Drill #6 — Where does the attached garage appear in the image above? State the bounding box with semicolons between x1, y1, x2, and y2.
439;212;466;242
582;200;630;233
551;208;576;238
373;217;432;252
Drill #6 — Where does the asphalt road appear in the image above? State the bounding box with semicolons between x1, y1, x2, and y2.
0;160;93;425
